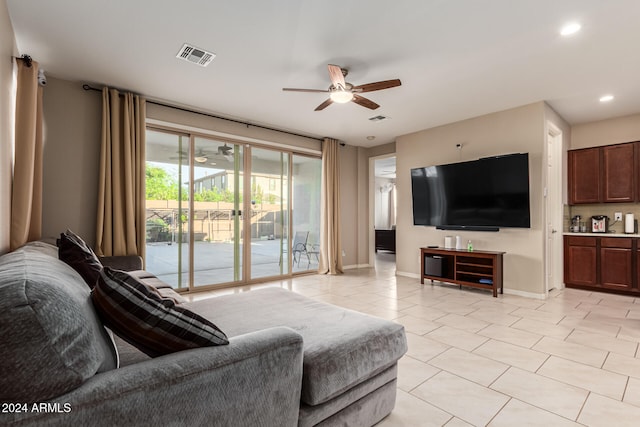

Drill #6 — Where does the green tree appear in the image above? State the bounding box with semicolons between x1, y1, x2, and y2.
146;165;184;200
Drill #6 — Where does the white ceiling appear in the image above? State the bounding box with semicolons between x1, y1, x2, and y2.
6;0;640;147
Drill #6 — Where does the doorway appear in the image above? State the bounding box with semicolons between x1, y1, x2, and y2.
370;155;397;271
545;122;564;294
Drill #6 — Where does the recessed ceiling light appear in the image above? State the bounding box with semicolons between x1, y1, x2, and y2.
560;22;581;36
599;94;614;103
366;136;376;141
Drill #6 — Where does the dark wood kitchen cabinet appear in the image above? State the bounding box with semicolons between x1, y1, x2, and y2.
568;142;638;204
564;236;597;287
600;238;633;290
568;147;601;204
564;235;637;295
602;143;635;203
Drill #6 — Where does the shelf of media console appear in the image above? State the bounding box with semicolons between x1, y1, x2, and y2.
420;247;505;297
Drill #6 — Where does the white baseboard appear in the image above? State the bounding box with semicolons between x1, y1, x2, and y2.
343;263;372;270
503;288;547;300
396;271;420;279
398;271;547;300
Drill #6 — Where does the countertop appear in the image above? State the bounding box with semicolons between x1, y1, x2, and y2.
563;232;640;238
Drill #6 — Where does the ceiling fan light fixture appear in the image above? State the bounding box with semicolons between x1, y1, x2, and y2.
194;156;208;163
330;90;354;104
560;22;581;36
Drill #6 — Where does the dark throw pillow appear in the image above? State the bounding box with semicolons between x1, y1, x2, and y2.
91;267;229;357
57;229;103;288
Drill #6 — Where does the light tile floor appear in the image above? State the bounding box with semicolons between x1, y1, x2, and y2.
185;253;640;426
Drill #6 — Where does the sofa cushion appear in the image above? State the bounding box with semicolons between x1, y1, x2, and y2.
0;243;118;403
92;268;229;357
127;270;187;303
57;229;103;288
186;287;407;406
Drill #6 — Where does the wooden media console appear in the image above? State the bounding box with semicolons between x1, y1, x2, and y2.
420;247;505;297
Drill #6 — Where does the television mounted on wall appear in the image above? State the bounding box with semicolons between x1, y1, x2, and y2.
410;153;531;231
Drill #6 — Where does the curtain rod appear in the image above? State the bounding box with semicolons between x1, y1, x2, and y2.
82;84;324;142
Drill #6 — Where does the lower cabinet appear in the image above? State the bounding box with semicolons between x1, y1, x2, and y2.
564;235;637;295
564;236;597;286
600;238;633;290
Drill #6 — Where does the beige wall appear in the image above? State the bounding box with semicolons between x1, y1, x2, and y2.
0;0;16;254
395;102;547;297
41;77;102;244
571;113;640;149
367;142;396;158
338;144;358;267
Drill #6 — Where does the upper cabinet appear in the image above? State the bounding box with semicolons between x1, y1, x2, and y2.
569;141;637;205
569;147;601;204
603;143;635;203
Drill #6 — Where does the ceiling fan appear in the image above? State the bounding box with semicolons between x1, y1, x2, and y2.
217;143;233;156
171;149;211;163
283;64;401;111
170;144;233;164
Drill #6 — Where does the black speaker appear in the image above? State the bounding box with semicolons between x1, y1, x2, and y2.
425;255;445;277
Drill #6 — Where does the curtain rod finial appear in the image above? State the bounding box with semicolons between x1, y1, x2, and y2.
21;54;32;67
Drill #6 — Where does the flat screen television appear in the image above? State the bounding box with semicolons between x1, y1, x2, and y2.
411;153;530;231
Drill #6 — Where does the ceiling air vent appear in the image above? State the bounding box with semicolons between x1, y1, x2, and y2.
369;115;389;122
176;43;215;67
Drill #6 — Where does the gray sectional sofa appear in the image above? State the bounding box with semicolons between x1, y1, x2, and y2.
0;241;407;426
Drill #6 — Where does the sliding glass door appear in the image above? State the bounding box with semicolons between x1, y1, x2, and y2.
145;130;191;289
249;147;289;279
191;136;243;287
145;127;320;291
291;154;322;272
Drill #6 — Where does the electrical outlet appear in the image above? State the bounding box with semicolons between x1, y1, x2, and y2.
615;212;623;221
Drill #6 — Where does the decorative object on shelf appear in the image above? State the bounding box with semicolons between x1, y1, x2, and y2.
444;236;454;249
455;235;463;250
467;240;473;252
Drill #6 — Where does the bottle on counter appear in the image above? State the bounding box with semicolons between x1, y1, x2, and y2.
467;240;473;252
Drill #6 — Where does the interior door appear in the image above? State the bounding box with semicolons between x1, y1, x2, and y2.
546;125;564;292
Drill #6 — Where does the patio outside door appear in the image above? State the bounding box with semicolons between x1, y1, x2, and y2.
190;136;243;288
145;128;320;291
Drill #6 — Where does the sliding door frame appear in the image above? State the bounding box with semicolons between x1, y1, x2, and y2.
146;123;320;293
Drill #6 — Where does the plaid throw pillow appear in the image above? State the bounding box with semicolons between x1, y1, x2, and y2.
91;267;229;357
57;229;103;288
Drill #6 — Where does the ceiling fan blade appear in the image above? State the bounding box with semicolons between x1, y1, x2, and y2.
353;79;402;93
283;88;329;93
327;64;346;90
314;98;334;111
352;94;380;110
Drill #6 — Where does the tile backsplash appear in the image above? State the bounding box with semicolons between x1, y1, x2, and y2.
567;203;640;233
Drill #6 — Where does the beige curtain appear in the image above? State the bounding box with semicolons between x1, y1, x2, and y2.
10;58;43;251
318;138;343;274
95;88;146;257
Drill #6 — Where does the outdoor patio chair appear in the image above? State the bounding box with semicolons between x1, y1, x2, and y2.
292;231;309;267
